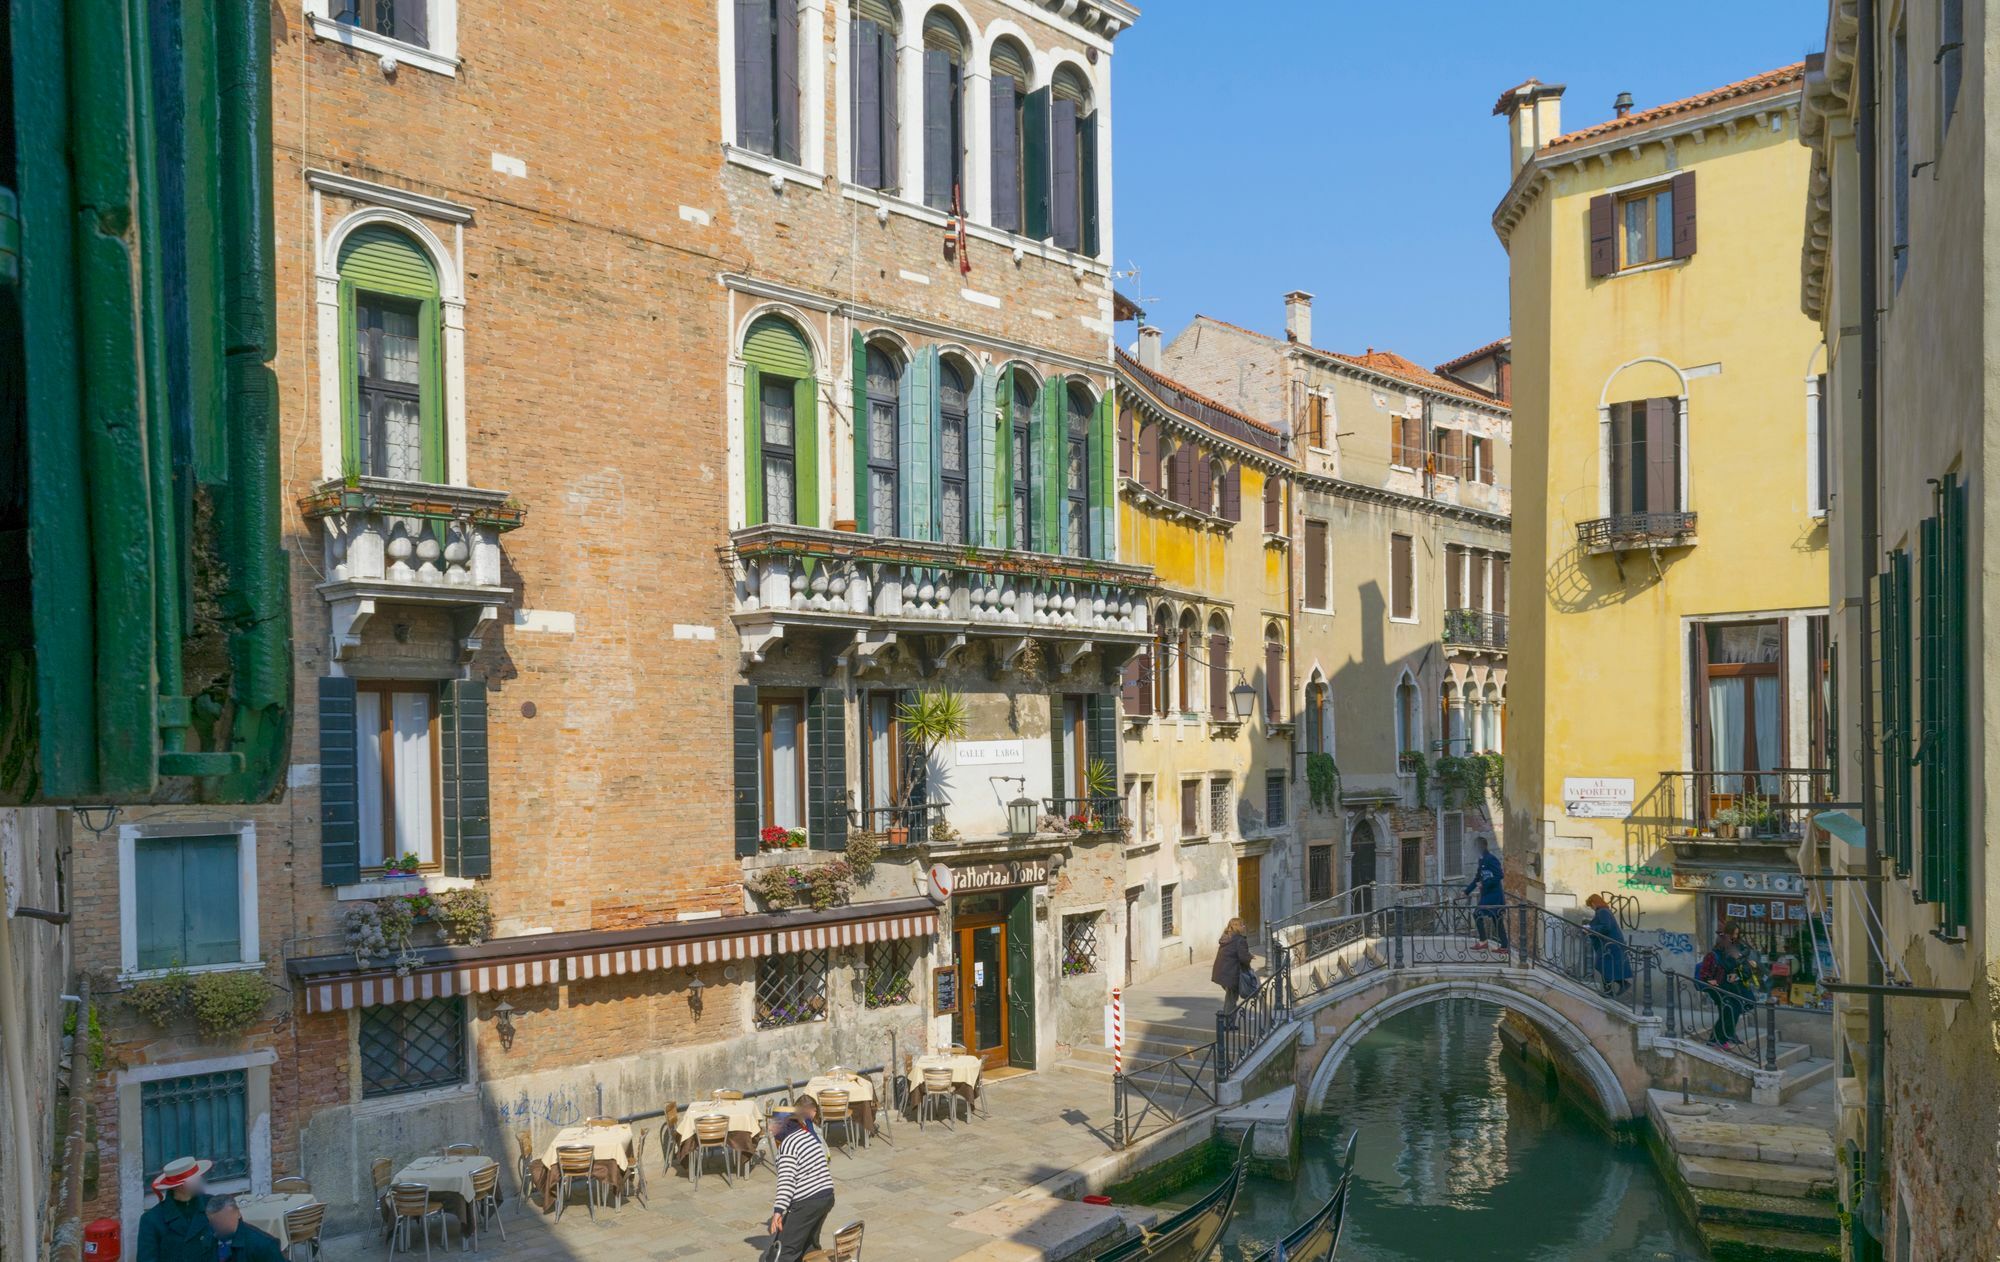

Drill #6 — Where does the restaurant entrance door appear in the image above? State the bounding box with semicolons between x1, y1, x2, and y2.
951;894;1011;1070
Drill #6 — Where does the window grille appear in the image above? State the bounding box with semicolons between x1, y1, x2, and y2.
1061;914;1101;977
756;949;831;1029
1208;778;1231;836
1308;845;1333;904
143;1071;249;1185
1160;884;1178;938
360;997;466;1098
862;940;916;1009
1265;773;1287;829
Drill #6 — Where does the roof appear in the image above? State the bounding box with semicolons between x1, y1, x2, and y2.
1491;77;1565;116
1113;290;1146;322
1543;63;1805;153
1115;350;1290;456
1184;315;1510;412
1435;337;1511;375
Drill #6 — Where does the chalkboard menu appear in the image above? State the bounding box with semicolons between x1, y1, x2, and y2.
932;965;958;1015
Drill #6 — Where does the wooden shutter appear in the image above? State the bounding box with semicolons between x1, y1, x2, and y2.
439;679;491;879
1138;423;1160;487
1079;109;1100;255
850;330;869;532
1644;397;1678;512
736;0;775;155
1208;632;1230;720
1444;545;1463;609
1050;97;1080;250
1087;694;1117;780
1170;443;1194;506
1049;695;1066;802
1472;551;1490;612
733;685;760;857
1117;408;1133;477
1039;375;1064;551
1391;534;1413;619
1495;558;1508;616
1263;478;1282;533
1670;171;1697;259
1588;193;1616;277
1265;638;1284;722
318;676;361;887
806;688;847;850
879;24;899;185
852;19;884;187
1688;625;1710;778
990;76;1020;232
1022;87;1051;240
773;0;800;162
1306;395;1326;448
1005;890;1035;1066
1607;402;1633;516
922;49;953;208
1304;520;1328;609
1220;464;1241;521
1122;652;1152;717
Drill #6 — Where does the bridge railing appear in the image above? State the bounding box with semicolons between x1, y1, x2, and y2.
1113;1039;1219;1149
1658;966;1779;1071
1216;938;1290;1082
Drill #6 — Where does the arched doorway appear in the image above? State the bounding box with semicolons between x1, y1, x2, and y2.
1349;818;1379;912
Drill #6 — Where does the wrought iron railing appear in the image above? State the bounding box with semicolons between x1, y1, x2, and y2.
1216;940;1290;1082
1656;768;1834;841
1576;510;1698;552
1112;1041;1219;1149
1272;882;1460;934
1041;796;1125;834
848;802;947;842
1660;967;1779;1071
1443;608;1509;650
1397;750;1424;775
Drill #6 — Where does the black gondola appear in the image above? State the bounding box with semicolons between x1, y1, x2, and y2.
1247;1132;1359;1262
1093;1131;1253;1262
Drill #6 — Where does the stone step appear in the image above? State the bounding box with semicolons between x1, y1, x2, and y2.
1780;1056;1838;1102
1678;1153;1837;1200
1773;1040;1812;1069
1689;1185;1842;1232
1065;1036;1211;1067
1118;1016;1221;1047
1697;1220;1842;1260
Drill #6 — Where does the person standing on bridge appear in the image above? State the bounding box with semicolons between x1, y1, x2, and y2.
1212;917;1255;1029
1584;894;1632;996
1465;837;1509;952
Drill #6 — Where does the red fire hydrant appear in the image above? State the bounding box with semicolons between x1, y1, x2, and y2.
83;1218;120;1262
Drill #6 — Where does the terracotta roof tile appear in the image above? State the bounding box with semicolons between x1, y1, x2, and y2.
1115;350;1289;455
1543;63;1805;152
1184;316;1510;412
1435;336;1510;375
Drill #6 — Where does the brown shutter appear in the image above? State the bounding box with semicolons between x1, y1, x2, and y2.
1220;464;1241;521
1391;533;1413;619
1208;632;1230;720
1644;397;1679;512
1444;545;1462;609
1495;557;1508;616
1264;638;1285;721
1170;443;1195;505
1689;624;1711;778
1608;401;1634;516
1263;477;1282;533
1306;395;1326;448
1588;193;1617;277
1138;424;1161;488
1122;650;1151;716
1304;520;1329;609
1117;407;1134;478
1670;170;1697;259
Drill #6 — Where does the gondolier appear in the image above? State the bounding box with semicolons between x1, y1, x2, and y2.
137;1158;215;1262
766;1110;836;1261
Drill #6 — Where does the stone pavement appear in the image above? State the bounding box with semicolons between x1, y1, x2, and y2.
321;1069;1132;1262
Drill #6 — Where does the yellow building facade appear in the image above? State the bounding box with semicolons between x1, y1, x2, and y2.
1496;68;1832;967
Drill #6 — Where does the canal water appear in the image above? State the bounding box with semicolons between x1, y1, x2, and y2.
1165;999;1708;1261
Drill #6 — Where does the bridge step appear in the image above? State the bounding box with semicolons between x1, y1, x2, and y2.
1699;1221;1842;1257
1689;1186;1841;1233
1780;1056;1837;1101
1678;1153;1837;1199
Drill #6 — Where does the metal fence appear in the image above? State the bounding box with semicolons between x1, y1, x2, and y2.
1112;1041;1219;1149
1660;968;1779;1071
1576;510;1699;551
1655;768;1835;841
1443;608;1509;650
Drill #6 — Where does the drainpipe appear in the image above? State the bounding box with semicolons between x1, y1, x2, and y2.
0;890;43;1262
1853;0;1888;1251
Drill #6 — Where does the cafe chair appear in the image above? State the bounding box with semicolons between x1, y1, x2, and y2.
272;1176;311;1195
918;1068;956;1131
831;1220;865;1261
468;1161;506;1248
690;1114;736;1190
660;1102;681;1174
622;1127;649;1207
584;1116;619;1128
442;1143;480;1157
280;1201;326;1262
388;1184;448;1261
369;1158;394;1240
513;1131;535;1203
817;1089;857;1159
553;1145;600;1224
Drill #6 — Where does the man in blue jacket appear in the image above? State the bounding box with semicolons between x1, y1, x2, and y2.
1464;837;1509;952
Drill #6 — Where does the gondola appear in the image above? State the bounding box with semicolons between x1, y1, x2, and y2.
1247;1132;1358;1262
1093;1130;1253;1262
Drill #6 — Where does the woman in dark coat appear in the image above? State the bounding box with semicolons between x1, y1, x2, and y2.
1212;917;1254;1026
1584;894;1632;995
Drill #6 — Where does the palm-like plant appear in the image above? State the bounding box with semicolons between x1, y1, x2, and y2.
896;690;968;812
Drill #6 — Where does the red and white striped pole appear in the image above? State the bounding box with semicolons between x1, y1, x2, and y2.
1111;987;1123;1074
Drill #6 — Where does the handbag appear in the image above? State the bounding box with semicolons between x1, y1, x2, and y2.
1236;968;1260;999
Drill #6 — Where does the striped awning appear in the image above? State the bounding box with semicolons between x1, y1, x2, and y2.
564;929;771;982
300;957;560;1015
772;908;938;954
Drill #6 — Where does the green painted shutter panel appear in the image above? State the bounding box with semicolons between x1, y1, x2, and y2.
1005;891;1036;1067
440;679;491;879
1079;110;1100;256
1918;513;1942;908
418;297;444;481
967;364;993;542
898;349;937;540
996;364;1015;549
806;687;847;850
1049;696;1065;804
319;676;361;886
337;227;440;297
744;316;814;377
794;375;820;528
1087;694;1117;783
743;364;766;524
852;329;870;532
1880;551;1913;875
1091;388;1114;559
1040;376;1064;553
1022;87;1051;241
734;686;761;857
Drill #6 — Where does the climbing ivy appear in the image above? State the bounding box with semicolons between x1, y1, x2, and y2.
1429;753;1505;809
1306;753;1341;812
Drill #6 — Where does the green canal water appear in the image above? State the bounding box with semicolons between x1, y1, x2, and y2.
1157;1000;1709;1261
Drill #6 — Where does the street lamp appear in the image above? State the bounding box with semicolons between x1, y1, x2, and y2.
1230;679;1256;722
1008;795;1039;839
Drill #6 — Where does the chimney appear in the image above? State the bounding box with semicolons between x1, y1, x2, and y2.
1613;91;1634;118
1137;324;1162;370
1493;78;1565;178
1283;291;1313;347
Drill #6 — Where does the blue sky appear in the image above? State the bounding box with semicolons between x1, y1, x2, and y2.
1110;1;1827;369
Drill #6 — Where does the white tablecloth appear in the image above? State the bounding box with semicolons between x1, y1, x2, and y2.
677;1097;762;1138
394;1155;496;1203
538;1124;632;1172
801;1073;875;1104
234;1193;315;1242
913;1054;982;1089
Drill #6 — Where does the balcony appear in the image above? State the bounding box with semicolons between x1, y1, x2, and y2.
1041;796;1126;837
1656;769;1838;850
1577;511;1698;556
730;524;1156;671
848;802;949;846
1443;609;1508;653
298;477;526;661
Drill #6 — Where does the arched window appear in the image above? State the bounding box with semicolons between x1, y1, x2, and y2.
1263;475;1284;534
1065;383;1092;556
989;39;1030;232
1304;673;1328;756
1264;623;1285;723
743;314;819;526
1395;675;1420;762
939;357;971;545
850;0;900;190
1446;682;1468;752
1482;685;1502;752
735;0;801;163
1208;458;1226;515
1048;66;1098;254
1010;369;1038;551
921;10;968;211
1153;604;1175;714
864;344;903;535
1206;612;1230;721
341;226;444;483
1176;608;1199;716
1137;421;1162;489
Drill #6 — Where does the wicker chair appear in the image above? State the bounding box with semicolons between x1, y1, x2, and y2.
830;1220;865;1261
660;1103;681;1175
468;1161;505;1248
441;1143;480;1157
514;1131;535;1202
817;1089;856;1158
583;1116;619;1128
690;1114;735;1189
553;1145;599;1224
279;1201;326;1262
369;1158;395;1240
272;1176;311;1195
918;1068;956;1130
713;1089;744;1101
388;1184;448;1260
622;1127;649;1207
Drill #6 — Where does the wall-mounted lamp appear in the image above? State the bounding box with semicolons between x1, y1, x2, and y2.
685;973;708;1020
1001;776;1037;839
491;1000;517;1051
1230;680;1256;722
71;805;121;838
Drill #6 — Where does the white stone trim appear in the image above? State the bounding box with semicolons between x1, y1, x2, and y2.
304;5;459;77
118;1052;277;1241
718;0;829;181
306;170;473;223
117;821;259;977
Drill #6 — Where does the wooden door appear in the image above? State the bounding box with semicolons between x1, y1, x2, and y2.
1237;855;1263;937
955;920;1010;1070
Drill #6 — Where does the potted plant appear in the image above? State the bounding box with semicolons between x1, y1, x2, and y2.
894;688;968;841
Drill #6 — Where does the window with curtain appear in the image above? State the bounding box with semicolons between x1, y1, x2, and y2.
1065;385;1091;555
940;360;970;545
850;0;900;191
760;375;798;525
744;315;817;528
355;295;423;480
761;693;806;831
989;40;1029;232
1060;696;1086;799
860;691;903;829
1697;621;1786;796
921;12;967;211
341;227;442;483
135;835;243;970
1395;676;1419;755
866;346;902;536
1011;372;1037;550
1618;182;1674;268
356;683;438;869
734;0;801;162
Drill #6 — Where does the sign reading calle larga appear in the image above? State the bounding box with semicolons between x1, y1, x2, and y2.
954;857;1050;891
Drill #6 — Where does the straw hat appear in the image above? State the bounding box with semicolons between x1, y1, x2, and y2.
152;1158;213;1193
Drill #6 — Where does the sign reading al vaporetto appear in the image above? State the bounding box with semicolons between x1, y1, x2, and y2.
1563;777;1635;819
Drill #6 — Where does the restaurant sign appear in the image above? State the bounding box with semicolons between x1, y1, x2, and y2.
954;857;1050;891
1671;868;1807;896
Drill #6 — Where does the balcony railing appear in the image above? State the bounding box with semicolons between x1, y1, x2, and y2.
1657;769;1835;842
1042;796;1125;835
1397;751;1423;775
1577;511;1697;554
848;802;948;844
1443;608;1508;651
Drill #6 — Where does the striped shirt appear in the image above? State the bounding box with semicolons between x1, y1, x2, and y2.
772;1124;835;1215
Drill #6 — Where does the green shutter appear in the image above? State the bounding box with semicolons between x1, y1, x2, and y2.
1916;478;1970;932
318;676;361;886
998;364;1015;549
807;687;847;850
1944;476;1969;930
734;686;761;857
336;228;444;482
742;316;817;529
744;364;765;524
418;297;443;481
794;376;820;529
1040;375;1064;553
1049;696;1065;805
440;678;491;879
1881;552;1913;876
1005;891;1036;1067
337;226;440;294
1090;387;1113;560
744;315;814;376
1022;87;1051;241
852;329;870;532
1087;694;1117;783
1918;512;1942;909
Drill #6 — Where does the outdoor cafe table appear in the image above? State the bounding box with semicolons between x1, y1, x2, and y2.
800;1071;878;1139
234;1192;315;1243
668;1096;763;1173
390;1154;498;1241
910;1053;983;1115
530;1123;631;1212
